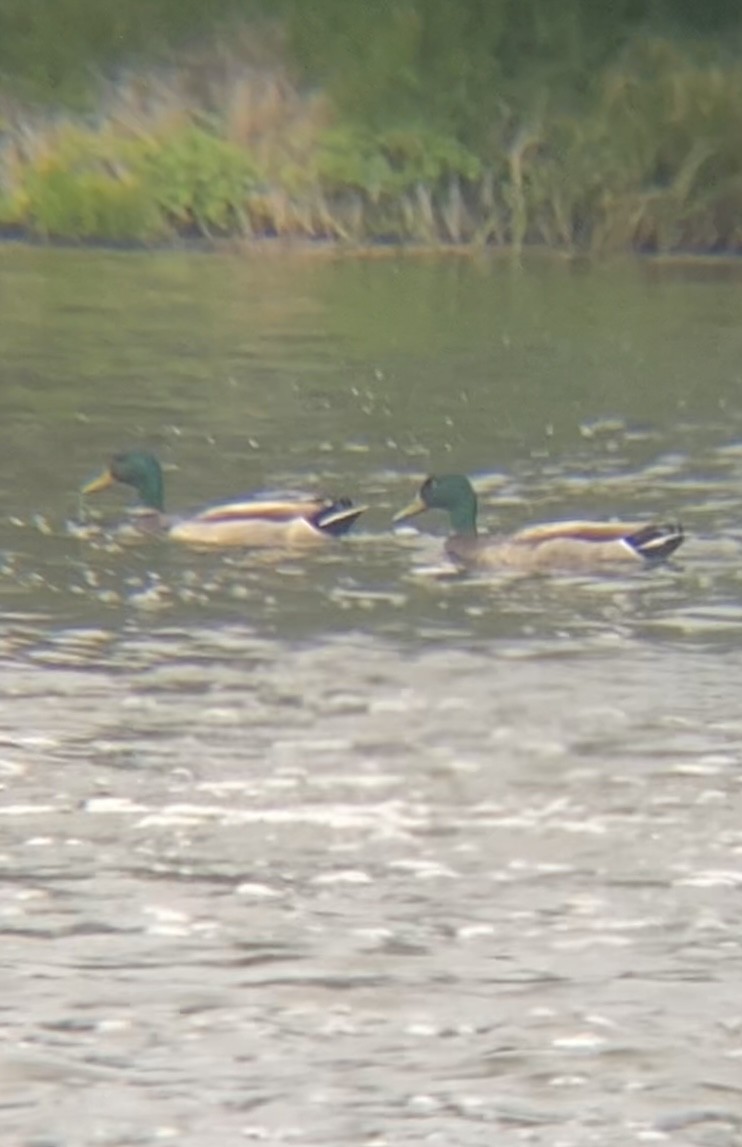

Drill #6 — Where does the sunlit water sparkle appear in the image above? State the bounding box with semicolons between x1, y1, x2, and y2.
1;248;742;1144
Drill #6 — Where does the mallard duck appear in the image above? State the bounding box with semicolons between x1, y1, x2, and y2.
81;451;366;547
393;474;684;571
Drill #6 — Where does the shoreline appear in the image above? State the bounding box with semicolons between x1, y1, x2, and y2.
2;230;742;272
4;13;742;260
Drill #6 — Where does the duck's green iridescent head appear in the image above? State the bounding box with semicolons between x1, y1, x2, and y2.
393;474;478;534
81;451;165;511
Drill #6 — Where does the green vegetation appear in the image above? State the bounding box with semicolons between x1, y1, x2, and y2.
1;1;742;252
143;126;257;237
17;129;162;241
6;124;257;241
0;0;248;107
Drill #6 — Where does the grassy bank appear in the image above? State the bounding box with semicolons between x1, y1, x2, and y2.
1;2;742;253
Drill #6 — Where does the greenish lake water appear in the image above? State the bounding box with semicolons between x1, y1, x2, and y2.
1;245;742;1146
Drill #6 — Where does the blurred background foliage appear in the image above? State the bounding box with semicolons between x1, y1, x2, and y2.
1;0;742;250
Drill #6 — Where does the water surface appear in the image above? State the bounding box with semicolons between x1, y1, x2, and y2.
1;246;742;1145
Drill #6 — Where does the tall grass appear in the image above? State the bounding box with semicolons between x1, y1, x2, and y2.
2;2;742;251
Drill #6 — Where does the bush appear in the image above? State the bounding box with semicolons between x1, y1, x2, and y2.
142;125;257;236
314;124;482;240
20;128;164;240
17;123;259;241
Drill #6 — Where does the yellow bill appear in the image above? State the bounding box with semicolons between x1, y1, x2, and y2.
81;468;115;495
392;494;427;523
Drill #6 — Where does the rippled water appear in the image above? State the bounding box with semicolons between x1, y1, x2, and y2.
2;246;742;1145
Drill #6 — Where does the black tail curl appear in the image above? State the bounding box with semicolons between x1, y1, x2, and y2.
627;522;684;562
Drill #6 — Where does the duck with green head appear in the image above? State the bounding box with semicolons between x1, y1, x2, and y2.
394;473;684;571
81;450;366;547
